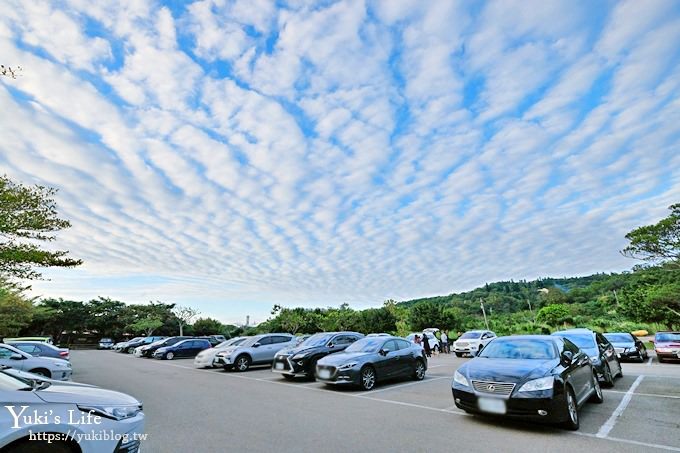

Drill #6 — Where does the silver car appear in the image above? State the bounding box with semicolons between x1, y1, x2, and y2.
0;344;72;381
214;334;296;371
0;368;144;452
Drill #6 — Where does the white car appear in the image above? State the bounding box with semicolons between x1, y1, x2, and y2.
0;343;73;381
406;332;441;352
453;330;497;357
194;337;248;368
0;368;144;452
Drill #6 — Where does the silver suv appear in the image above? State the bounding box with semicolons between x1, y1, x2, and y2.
214;333;296;372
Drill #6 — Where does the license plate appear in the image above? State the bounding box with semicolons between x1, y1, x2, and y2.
478;397;506;414
318;369;331;379
275;362;284;370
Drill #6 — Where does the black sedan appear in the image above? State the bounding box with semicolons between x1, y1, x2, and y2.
552;329;622;387
603;332;648;362
152;339;212;360
316;336;427;390
272;331;364;380
452;335;603;430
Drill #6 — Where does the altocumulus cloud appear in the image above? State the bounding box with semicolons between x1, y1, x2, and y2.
0;0;679;324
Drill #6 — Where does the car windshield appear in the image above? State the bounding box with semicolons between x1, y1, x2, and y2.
554;333;596;350
217;338;247;348
345;338;385;353
0;371;32;391
604;334;633;343
301;333;334;347
479;339;557;359
656;333;680;342
460;332;482;339
100;338;112;342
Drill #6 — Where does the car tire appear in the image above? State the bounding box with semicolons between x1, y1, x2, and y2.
235;355;251;372
562;387;580;431
603;363;614;388
359;366;376;391
28;368;51;378
455;352;463;357
4;439;75;453
589;373;604;404
166;352;174;360
413;359;426;381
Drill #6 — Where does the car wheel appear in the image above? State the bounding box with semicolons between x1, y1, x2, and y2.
166;351;174;360
603;363;614;388
28;368;50;378
235;355;251;372
282;374;295;381
589;373;604;404
360;366;376;391
455;352;463;357
563;387;580;430
413;359;426;381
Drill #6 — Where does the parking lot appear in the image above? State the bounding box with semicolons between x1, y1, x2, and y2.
70;351;680;452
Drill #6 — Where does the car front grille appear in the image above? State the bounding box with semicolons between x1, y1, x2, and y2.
614;348;625;354
456;342;469;347
471;380;516;396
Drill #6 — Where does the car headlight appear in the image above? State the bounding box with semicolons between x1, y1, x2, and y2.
518;376;554;392
77;404;143;421
453;370;469;387
338;362;357;370
292;353;308;360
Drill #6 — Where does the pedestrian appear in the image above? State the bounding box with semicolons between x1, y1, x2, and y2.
441;331;449;354
422;332;432;358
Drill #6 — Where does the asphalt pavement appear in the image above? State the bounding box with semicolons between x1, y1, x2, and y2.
70;351;680;453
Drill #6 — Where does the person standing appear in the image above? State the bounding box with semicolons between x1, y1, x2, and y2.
422;332;432;358
441;331;449;354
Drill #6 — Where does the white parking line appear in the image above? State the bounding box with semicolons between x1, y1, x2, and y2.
596;375;644;438
575;432;680;452
603;389;680;400
647;357;653;366
357;376;450;395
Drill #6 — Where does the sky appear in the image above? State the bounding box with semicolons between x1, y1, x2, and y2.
1;1;679;326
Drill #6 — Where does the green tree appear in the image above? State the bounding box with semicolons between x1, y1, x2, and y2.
536;304;571;326
408;301;459;331
192;317;225;336
0;279;33;336
0;175;82;280
128;318;163;336
622;203;680;265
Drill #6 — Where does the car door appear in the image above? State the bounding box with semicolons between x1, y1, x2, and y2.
177;341;193;358
561;338;591;402
380;340;402;379
0;345;27;371
394;339;415;376
596;333;619;375
251;336;272;363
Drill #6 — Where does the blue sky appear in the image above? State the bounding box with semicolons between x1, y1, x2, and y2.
1;0;679;325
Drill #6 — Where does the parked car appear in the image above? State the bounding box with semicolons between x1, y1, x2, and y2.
153;339;212;360
199;335;227;346
7;341;70;361
452;335;603;430
134;340;166;357
654;331;680;363
452;330;497;357
137;336;193;358
0;343;72;381
552;328;622;387
406;332;441;352
121;336;167;354
2;336;53;344
295;334;311;345
215;333;296;372
113;337;143;352
316;336;427;390
0;367;144;453
1;365;94;388
603;332;648;362
194;337;248;368
272;332;364;379
98;338;115;349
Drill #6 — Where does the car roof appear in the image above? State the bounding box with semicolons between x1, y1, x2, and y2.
552;328;594;335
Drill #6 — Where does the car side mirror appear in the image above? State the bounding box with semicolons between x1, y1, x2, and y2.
252;343;260;348
380;348;390;356
10;354;24;360
561;351;574;365
328;343;334;348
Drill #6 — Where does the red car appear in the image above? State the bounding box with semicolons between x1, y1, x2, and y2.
654;331;680;363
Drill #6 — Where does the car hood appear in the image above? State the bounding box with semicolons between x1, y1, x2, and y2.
318;351;371;366
36;385;141;405
286;346;324;356
608;341;635;348
461;358;557;382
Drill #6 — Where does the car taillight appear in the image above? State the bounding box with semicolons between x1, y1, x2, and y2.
60;351;69;357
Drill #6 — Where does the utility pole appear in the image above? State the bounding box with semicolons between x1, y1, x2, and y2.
480;298;489;330
527;299;535;322
612;290;620;307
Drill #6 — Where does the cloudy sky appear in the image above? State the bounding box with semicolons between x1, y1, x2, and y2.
1;1;679;325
